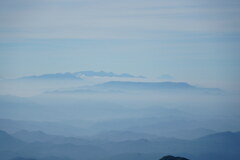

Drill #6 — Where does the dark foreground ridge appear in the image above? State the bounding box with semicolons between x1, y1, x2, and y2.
160;155;189;160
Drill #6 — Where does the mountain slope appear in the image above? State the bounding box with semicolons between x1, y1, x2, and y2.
0;130;106;160
0;130;24;148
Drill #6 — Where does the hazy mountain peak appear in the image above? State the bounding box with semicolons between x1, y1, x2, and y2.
17;71;145;81
75;71;145;78
20;72;82;80
97;81;195;90
198;131;240;141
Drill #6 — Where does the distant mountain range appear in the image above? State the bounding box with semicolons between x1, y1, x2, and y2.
20;72;82;80
19;71;144;80
96;81;195;90
2;71;223;95
53;81;222;94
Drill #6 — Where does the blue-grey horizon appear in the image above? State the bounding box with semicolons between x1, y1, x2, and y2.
0;0;240;90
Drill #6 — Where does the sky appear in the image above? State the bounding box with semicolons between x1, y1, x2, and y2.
0;0;240;89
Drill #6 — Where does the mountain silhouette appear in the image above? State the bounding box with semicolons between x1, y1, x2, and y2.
21;72;82;80
93;81;223;94
19;71;144;80
97;81;195;90
160;155;189;160
0;129;240;160
75;71;144;78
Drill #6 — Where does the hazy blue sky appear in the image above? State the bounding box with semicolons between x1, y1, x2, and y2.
0;0;240;89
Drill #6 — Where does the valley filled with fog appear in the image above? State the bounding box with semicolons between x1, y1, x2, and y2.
0;71;240;160
1;0;240;159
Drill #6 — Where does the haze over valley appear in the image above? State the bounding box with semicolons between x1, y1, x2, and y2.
0;71;240;160
1;0;240;159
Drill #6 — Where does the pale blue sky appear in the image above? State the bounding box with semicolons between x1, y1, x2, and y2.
0;0;240;89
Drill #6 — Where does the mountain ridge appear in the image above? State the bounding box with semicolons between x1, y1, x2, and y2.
1;129;240;160
17;71;144;80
